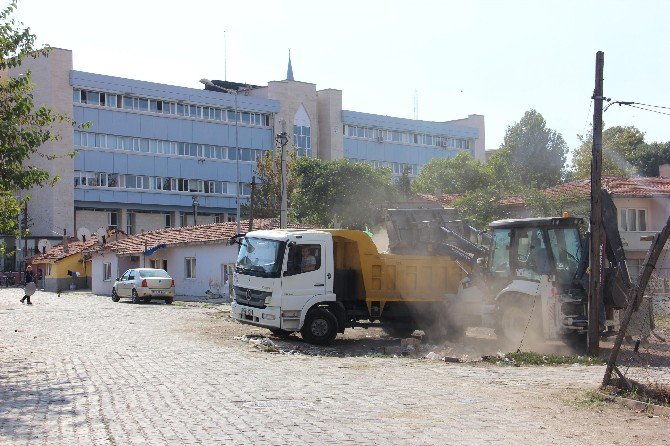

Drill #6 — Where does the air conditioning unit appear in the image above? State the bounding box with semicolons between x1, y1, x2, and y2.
376;136;384;143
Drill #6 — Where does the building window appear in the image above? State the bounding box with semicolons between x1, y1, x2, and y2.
215;214;222;223
103;262;112;281
227;214;236;222
293;125;311;157
165;213;172;228
185;257;196;279
180;212;186;227
126;212;135;235
620;208;647;232
108;212;119;229
150;259;167;271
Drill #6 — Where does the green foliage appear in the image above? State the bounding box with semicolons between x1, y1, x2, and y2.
497;109;568;189
453;187;513;229
484;351;604;367
629;141;670;177
570;126;647;179
0;1;75;238
395;165;412;200
243;150;297;219
412;151;490;194
291;158;396;229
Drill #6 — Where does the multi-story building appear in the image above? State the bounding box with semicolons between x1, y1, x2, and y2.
2;48;484;270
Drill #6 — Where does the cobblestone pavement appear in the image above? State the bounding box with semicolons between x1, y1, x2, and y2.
0;289;667;446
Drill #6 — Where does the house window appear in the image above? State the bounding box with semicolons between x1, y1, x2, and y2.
620;208;647;232
150;259;167;271
180;212;186;227
164;213;172;228
185;257;196;279
103;262;112;281
45;264;52;276
126;212;135;235
108;212;119;229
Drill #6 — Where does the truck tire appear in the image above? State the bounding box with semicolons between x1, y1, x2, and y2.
270;328;294;339
301;308;338;345
496;297;542;350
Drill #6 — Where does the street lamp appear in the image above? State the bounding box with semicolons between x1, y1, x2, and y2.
200;78;243;234
275;130;289;229
191;195;199;226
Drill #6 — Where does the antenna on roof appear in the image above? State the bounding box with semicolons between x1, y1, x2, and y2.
414;89;418;120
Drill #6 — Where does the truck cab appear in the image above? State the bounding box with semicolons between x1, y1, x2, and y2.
230;229;337;341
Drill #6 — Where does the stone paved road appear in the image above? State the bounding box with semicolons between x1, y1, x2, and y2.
0;289;667;445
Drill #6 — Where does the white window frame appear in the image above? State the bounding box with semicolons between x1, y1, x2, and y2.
620;208;647;232
185;257;196;279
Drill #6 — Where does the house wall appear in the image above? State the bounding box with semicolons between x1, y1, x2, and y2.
44;255;89;292
92;251;120;295
91;242;238;297
158;243;238;296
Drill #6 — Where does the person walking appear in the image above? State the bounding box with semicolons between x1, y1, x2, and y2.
20;265;36;305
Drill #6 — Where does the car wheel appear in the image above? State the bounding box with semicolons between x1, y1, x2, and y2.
164;297;173;305
143;297;151;304
300;308;338;345
131;289;140;304
111;288;120;302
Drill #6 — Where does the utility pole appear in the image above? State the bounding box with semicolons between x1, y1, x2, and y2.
275;121;289;229
248;176;256;232
588;51;605;355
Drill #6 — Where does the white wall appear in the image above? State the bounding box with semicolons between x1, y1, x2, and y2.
161;243;238;296
91;251;120;296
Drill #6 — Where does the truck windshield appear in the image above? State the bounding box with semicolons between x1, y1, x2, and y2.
547;227;582;284
236;237;286;278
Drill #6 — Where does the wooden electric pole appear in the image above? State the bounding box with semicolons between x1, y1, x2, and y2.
588;51;605;355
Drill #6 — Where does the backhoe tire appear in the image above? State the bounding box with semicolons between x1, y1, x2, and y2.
301;308;338;345
496;297;542;351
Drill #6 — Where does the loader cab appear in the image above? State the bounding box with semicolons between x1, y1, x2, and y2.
486;217;583;287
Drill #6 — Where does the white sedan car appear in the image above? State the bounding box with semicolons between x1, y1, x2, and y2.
112;268;175;304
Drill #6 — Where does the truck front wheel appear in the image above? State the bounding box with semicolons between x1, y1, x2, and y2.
301;308;338;345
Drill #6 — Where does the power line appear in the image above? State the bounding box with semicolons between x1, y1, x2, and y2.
626;104;670;116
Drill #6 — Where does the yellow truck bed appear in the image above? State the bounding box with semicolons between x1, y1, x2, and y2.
325;229;468;304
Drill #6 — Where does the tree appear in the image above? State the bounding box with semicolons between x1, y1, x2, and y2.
243;150;297;218
497;109;568;189
395;165;412;200
412;152;490;194
570;125;647;179
0;1;71;240
629;141;670;177
291;158;396;229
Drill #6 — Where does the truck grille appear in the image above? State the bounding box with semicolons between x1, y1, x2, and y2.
234;286;270;308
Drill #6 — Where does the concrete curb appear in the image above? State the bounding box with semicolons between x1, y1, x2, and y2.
598;391;670;417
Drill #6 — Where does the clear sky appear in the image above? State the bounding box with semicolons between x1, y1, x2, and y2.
15;0;670;161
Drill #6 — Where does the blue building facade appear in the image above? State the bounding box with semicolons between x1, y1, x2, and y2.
4;48;484;268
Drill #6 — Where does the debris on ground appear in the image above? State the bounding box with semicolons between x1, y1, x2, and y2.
236;333;485;362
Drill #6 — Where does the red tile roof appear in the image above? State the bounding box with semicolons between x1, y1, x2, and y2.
415;193;461;207
418;176;670;208
30;236;100;264
544;176;670;199
96;219;315;256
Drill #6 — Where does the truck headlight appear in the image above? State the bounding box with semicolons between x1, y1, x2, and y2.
281;310;300;318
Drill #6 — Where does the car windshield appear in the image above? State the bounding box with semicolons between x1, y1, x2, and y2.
547;227;582;284
236;237;285;278
139;269;170;278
